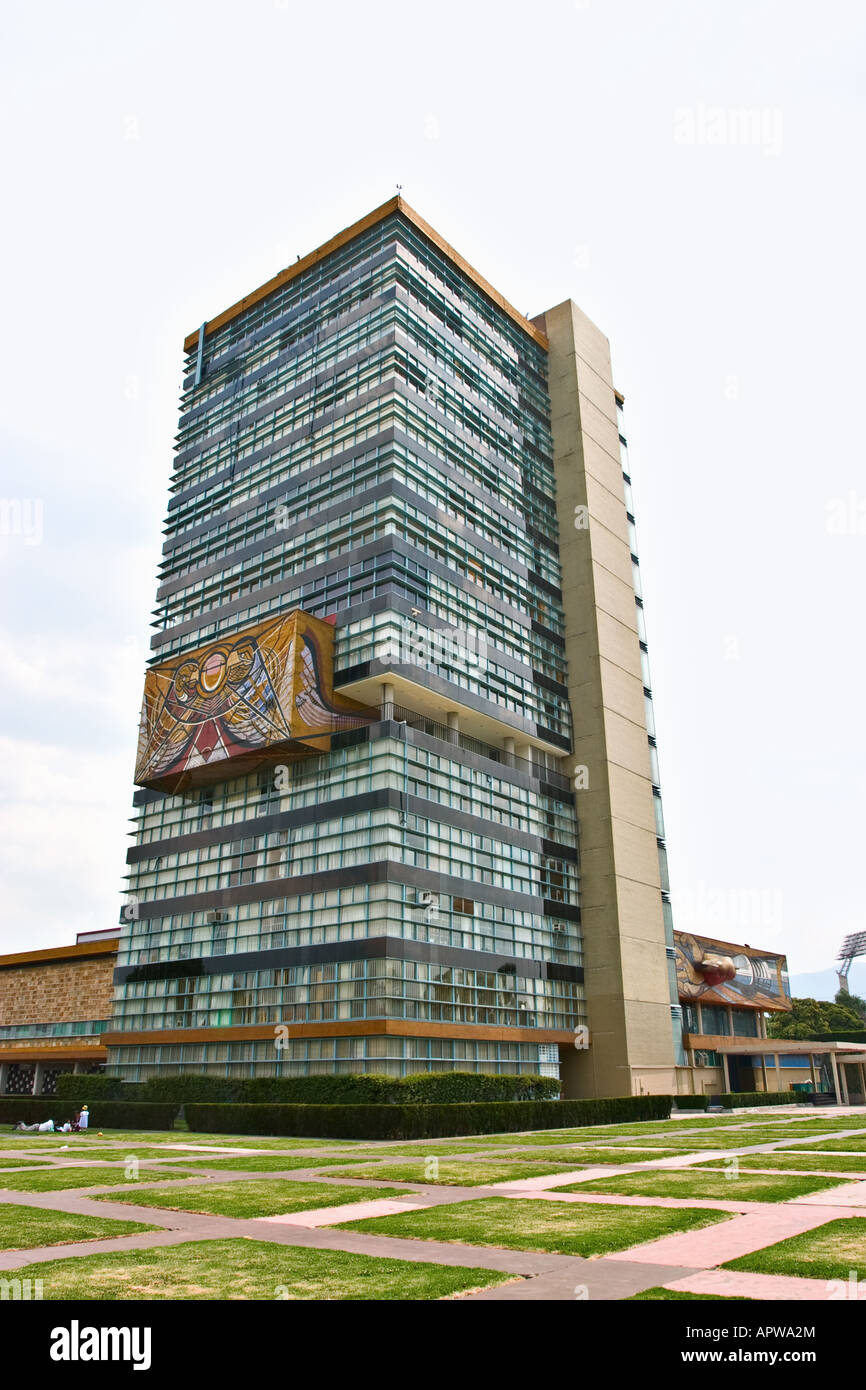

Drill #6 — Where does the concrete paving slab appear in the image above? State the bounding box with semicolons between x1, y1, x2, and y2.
257;1198;433;1227
662;1269;840;1300
605;1205;850;1267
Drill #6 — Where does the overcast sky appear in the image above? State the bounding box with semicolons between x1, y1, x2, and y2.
1;0;863;995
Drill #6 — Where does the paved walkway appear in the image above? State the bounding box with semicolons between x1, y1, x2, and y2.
2;1111;865;1301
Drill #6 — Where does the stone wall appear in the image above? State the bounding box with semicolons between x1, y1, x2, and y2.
0;955;115;1027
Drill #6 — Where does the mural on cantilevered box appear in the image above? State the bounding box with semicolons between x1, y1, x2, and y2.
675;932;791;1012
134;609;372;794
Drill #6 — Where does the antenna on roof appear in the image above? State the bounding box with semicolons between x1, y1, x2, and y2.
396;183;403;196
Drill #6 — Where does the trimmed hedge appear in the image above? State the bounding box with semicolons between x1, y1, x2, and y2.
0;1099;58;1125
185;1093;671;1141
132;1072;561;1106
673;1095;709;1110
0;1098;177;1130
719;1091;800;1109
55;1075;131;1105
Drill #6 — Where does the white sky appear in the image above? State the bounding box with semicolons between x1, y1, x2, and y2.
1;0;864;994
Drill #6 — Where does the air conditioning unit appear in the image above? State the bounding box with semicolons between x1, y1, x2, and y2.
207;910;230;925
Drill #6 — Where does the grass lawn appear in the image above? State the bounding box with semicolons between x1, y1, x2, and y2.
724;1218;866;1282
754;1119;866;1134
0;1204;156;1251
416;1144;686;1166
697;1153;866;1175
0;1157;51;1169
164;1154;363;1173
495;1146;687;1164
354;1143;507;1158
598;1131;808;1151
94;1179;413;1219
2;1148;192;1164
628;1287;747;1300
456;1126;713;1146
552;1169;851;1202
778;1135;866;1153
0;1165;189;1192
9;1237;515;1300
325;1160;586;1186
754;1122;866;1136
179;1136;361;1150
337;1196;732;1256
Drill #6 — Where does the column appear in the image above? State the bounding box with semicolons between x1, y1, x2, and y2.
31;1062;44;1096
774;1052;781;1094
381;682;395;722
721;1053;731;1093
0;1062;8;1095
73;1061;84;1075
829;1051;843;1105
446;711;459;744
503;736;515;767
809;1054;817;1092
760;1054;768;1093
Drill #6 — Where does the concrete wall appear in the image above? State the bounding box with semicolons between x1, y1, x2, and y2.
537;300;677;1098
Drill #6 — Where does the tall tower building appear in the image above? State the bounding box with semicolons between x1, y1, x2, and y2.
104;198;682;1097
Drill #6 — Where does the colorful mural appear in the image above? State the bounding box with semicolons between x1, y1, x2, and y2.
675;931;791;1012
134;610;373;793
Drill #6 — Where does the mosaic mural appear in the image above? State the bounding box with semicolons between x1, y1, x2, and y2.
675;931;791;1012
134;610;373;793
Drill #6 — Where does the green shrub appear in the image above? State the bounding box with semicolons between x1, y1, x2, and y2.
719;1091;800;1109
397;1073;559;1104
185;1093;671;1141
674;1095;709;1110
135;1072;560;1107
0;1098;60;1125
0;1098;176;1129
139;1074;239;1105
55;1075;126;1105
81;1102;177;1129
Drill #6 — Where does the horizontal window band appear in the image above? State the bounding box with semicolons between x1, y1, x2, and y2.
119;860;580;923
126;787;578;865
113;935;584;987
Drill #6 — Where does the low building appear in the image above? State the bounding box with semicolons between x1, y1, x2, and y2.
0;932;118;1096
676;930;866;1102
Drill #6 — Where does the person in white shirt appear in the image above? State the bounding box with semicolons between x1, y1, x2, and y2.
78;1106;89;1130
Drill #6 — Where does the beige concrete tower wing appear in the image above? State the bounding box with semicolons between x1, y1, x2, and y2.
534;300;678;1097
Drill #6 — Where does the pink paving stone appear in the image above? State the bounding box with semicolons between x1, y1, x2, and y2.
255;1198;433;1227
605;1205;852;1267
790;1181;866;1208
662;1269;846;1301
488;1170;591;1190
164;1145;273;1155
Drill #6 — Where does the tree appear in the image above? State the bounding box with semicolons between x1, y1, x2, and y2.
835;990;866;1023
767;997;865;1040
